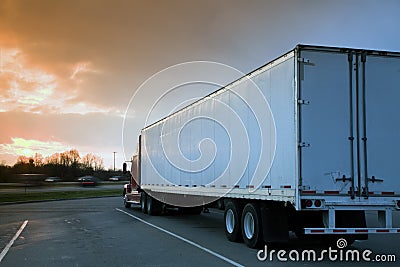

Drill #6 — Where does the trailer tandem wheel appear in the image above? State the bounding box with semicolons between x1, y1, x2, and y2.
224;200;243;242
241;203;263;248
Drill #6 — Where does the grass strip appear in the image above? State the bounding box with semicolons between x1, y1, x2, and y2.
0;189;121;204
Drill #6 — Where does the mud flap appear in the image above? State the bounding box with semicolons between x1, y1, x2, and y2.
261;207;289;243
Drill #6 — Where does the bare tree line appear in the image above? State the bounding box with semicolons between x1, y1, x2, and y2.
0;149;111;182
16;149;104;171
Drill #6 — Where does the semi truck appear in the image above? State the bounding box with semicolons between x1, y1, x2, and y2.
123;45;400;248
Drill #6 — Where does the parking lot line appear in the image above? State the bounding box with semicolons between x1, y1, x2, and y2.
116;208;244;267
0;220;29;262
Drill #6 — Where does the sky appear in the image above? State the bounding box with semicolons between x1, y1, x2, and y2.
0;0;399;169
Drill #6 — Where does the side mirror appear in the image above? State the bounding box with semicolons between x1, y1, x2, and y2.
123;162;127;174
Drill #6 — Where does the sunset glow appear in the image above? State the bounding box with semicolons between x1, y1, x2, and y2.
0;48;56;112
0;45;114;165
70;61;97;80
0;137;70;158
0;47;109;115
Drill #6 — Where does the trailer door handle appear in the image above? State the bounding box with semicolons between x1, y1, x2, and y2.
335;175;352;182
367;176;383;183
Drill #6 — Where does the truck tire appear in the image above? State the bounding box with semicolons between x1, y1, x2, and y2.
224;201;243;242
241;203;263;248
140;192;147;214
124;196;131;208
146;194;161;215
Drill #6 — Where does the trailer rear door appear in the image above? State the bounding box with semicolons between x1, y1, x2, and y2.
299;46;400;198
298;48;354;196
361;53;400;196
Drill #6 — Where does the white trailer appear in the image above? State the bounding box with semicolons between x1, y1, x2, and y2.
124;45;400;248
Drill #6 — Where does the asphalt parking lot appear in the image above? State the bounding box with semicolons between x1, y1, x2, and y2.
0;197;399;266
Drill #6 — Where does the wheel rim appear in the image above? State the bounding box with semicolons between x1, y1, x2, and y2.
243;212;255;239
226;209;235;234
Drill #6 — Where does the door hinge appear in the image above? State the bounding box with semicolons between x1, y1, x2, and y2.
298;57;311;64
297;99;310;105
299;142;310;148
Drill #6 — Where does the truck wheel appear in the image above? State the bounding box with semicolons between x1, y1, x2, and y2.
124;196;131;208
146;194;161;215
241;203;263;248
140;192;147;214
224;201;243;242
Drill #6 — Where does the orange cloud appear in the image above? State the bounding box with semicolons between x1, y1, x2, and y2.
0;47;111;115
70;61;98;80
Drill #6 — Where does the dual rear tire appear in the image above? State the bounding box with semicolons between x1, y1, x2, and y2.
145;193;162;215
140;192;147;213
224;201;263;248
241;203;263;248
224;201;243;242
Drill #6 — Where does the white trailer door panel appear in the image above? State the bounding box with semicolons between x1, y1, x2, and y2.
362;54;400;195
300;48;400;198
299;50;354;195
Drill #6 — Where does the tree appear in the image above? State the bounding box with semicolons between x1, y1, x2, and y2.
33;153;44;167
8;149;105;181
16;155;30;164
82;153;95;169
93;155;104;171
68;149;80;166
45;153;61;165
58;149;81;167
82;153;104;171
13;156;34;174
60;152;71;166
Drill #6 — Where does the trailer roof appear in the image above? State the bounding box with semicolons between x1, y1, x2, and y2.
142;44;400;132
297;44;400;57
